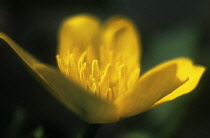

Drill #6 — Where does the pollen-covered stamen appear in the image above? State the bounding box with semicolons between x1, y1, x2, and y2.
69;54;79;81
78;51;87;73
91;60;99;81
57;54;78;80
79;62;88;88
91;82;97;94
57;48;139;102
100;63;111;100
107;88;115;101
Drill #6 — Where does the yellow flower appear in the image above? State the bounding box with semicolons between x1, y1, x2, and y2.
0;14;205;124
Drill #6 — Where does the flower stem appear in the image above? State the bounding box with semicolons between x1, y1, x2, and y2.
76;122;101;138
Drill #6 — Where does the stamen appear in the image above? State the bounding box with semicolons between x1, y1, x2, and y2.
86;45;95;64
91;60;99;81
69;54;79;81
78;51;87;72
79;62;88;88
57;47;139;102
107;88;114;101
56;55;69;77
100;63;111;100
91;83;97;94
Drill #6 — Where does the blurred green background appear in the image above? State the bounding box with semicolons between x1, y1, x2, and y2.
0;0;210;138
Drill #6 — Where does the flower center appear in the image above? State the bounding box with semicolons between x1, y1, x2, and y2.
57;47;140;101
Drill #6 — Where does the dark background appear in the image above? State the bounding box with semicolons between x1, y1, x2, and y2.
0;0;210;138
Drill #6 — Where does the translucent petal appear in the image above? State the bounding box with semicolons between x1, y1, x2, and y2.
58;14;101;65
0;33;119;123
151;62;205;108
101;17;141;72
115;59;187;119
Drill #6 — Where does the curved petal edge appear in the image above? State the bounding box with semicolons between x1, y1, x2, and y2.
115;60;187;119
0;33;119;123
151;63;205;108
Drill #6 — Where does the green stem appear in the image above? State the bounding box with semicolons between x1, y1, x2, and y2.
76;122;102;138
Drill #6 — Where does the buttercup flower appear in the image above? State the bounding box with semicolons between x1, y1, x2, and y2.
0;14;205;124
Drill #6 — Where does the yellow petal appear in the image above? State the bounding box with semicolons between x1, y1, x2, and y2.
151;61;205;108
115;59;187;119
0;33;119;123
101;17;141;72
32;64;119;123
58;14;101;65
